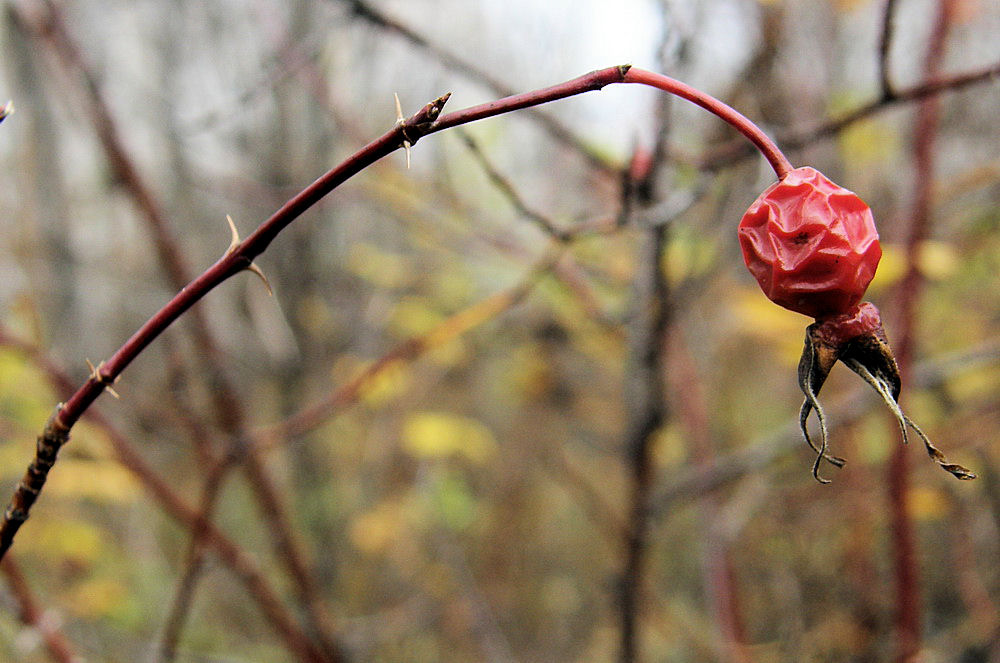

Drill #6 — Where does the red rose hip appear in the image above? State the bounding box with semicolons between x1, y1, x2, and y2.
738;167;882;319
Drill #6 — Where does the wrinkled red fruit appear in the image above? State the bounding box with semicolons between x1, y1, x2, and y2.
738;167;882;319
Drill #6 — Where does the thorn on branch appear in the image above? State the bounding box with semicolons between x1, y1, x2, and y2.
86;358;120;399
246;262;273;296
0;101;13;124
224;215;273;295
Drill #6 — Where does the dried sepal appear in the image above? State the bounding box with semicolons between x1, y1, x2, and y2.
797;326;846;483
798;302;975;483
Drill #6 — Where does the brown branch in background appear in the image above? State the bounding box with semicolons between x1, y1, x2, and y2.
701;60;1000;169
667;332;751;663
0;556;77;663
11;0;201;327
336;0;620;175
156;457;237;663
258;245;563;447
0;326;330;662
616;118;673;659
878;0;900;99
457;130;569;239
888;1;955;659
618;223;668;663
8;2;344;658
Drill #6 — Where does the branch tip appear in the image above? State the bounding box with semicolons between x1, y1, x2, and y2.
0;101;13;122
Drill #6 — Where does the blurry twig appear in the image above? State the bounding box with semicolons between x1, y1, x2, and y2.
617;133;672;661
667;331;752;663
0;556;77;663
256;244;564;448
457;130;568;239
702;59;1000;169
455;129;621;325
8;2;345;657
878;0;900;100
887;2;954;658
156;457;237;663
337;0;619;175
0;326;330;663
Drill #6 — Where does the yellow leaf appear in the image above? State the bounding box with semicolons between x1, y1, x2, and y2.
869;241;959;293
45;459;140;504
907;486;949;522
349;502;405;554
391;296;445;337
402;412;497;464
17;517;103;564
733;288;806;364
345;242;414;289
65;577;128;618
917;240;959;280
838;117;898;168
868;243;905;292
358;359;412;407
652;424;688;469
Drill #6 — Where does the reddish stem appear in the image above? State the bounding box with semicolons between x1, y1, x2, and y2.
623;68;793;179
888;1;954;659
0;64;792;562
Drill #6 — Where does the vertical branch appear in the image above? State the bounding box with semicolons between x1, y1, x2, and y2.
668;334;752;663
618;219;669;663
888;1;955;660
617;84;673;656
878;0;900;100
156;457;235;663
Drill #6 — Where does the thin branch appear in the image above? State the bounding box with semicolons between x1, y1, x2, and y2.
623;68;792;179
617;220;668;663
667;332;752;663
10;4;345;656
0;62;792;566
702;60;1000;169
336;0;620;175
156;457;236;663
878;0;900;100
457;130;568;239
0;328;330;663
887;2;955;658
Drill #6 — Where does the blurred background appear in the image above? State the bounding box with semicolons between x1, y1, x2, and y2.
0;0;997;661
